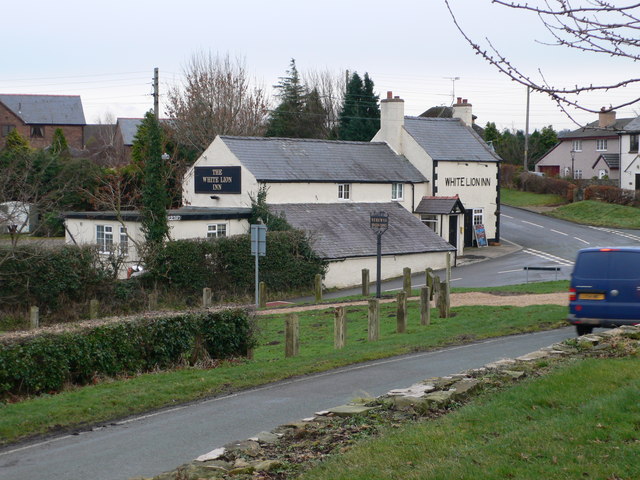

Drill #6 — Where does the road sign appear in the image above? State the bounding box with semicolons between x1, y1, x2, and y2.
251;224;267;256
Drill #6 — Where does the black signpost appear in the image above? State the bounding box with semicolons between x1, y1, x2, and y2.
194;166;242;194
370;211;389;298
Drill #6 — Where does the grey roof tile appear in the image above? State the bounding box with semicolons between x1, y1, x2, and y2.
403;117;500;163
558;117;635;138
0;94;85;125
220;136;427;183
117;118;143;146
415;196;466;214
270;202;454;259
597;153;620;169
624;116;640;132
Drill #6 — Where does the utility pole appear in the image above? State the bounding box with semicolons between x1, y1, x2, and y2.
524;86;530;171
153;67;159;119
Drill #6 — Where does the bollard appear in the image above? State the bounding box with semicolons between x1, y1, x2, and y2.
259;282;266;308
368;298;379;341
30;306;39;329
420;286;431;326
403;267;412;297
202;288;212;308
396;290;407;333
334;306;346;349
362;269;370;297
314;274;323;303
89;299;99;319
285;313;299;357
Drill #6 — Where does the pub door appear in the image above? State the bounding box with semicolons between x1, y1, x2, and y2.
464;211;473;247
448;215;457;248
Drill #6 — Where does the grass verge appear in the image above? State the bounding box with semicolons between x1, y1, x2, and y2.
301;355;640;480
547;200;640;229
501;188;567;207
0;300;567;445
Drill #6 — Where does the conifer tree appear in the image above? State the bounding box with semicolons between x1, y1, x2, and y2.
338;72;380;141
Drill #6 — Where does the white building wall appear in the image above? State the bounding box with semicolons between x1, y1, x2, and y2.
323;251;450;289
620;134;640;190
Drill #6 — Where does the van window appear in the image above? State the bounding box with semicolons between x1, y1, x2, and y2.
609;251;640;279
573;251;608;278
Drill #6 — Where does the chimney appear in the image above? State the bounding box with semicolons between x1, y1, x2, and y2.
378;91;405;154
599;107;616;128
452;97;473;127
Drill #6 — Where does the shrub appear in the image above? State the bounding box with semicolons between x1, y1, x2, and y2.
519;172;571;197
584;185;635;205
0;308;255;397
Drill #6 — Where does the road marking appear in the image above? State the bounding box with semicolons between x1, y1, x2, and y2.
502;214;514;219
521;220;544;228
588;226;640;242
498;269;522;274
573;236;590;245
451;277;462;282
550;229;568;236
523;248;574;266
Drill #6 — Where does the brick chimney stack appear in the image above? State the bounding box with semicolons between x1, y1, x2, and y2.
598;107;616;128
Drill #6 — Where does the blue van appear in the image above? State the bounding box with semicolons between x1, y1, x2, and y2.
568;247;640;335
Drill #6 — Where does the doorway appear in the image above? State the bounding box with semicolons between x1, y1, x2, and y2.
448;216;457;248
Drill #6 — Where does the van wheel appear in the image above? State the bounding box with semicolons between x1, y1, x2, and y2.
576;325;593;336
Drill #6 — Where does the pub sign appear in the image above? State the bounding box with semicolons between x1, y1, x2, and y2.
194;166;242;194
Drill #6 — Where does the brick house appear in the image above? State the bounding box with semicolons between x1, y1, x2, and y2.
0;94;86;150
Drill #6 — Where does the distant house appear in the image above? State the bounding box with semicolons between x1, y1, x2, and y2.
0;94;86;150
536;110;634;181
619;116;640;190
114;118;143;164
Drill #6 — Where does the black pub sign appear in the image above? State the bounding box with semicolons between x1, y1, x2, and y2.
194;166;241;194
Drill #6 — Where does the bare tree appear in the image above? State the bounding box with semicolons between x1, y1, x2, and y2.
303;68;346;138
84;112;127;167
445;0;640;123
165;52;269;153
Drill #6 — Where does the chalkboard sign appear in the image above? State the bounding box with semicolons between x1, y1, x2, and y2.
473;223;488;247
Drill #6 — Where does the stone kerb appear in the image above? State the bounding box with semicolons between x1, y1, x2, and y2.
131;325;640;480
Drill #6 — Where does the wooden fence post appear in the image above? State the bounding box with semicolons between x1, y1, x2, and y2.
259;282;266;308
403;267;412;297
420;286;431;326
29;306;39;329
285;313;299;357
438;280;450;318
362;269;370;297
334;306;346;349
314;274;323;303
202;288;212;308
89;299;99;319
368;298;379;341
148;291;158;311
396;291;407;333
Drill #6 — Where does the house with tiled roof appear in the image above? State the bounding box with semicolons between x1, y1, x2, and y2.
0;94;86;149
619;116;640;190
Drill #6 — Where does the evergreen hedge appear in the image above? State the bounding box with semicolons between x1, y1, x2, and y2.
0;308;255;397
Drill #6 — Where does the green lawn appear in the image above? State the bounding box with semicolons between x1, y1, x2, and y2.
0;296;568;445
547;200;640;229
501;188;566;207
301;356;640;480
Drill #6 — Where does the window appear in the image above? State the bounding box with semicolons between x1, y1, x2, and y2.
119;227;129;256
630;134;639;153
596;139;608;151
207;223;227;238
574;169;583;179
338;183;350;200
472;208;484;226
421;214;437;232
1;125;15;137
572;140;582;152
96;225;113;253
391;183;404;201
30;125;44;138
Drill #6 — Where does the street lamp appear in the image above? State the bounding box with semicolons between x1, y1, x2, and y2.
570;149;575;179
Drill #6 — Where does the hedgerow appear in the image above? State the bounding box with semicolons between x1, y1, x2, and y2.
0;308;255;397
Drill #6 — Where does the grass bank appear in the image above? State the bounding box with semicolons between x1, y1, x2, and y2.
547;200;640;229
0;288;567;445
501;188;566;207
302;355;640;480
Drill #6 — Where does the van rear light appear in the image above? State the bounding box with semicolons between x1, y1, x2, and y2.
569;288;576;301
599;248;618;252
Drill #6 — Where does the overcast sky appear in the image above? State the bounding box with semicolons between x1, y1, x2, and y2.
3;0;638;132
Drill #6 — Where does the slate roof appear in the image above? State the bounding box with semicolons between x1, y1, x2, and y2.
219;136;428;183
415;196;466;215
403;117;499;163
623;116;640;132
63;207;251;222
117;118;143;146
0;94;85;125
270;202;455;260
558;118;635;139
593;153;620;169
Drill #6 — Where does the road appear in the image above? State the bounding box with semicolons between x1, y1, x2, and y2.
1;328;576;480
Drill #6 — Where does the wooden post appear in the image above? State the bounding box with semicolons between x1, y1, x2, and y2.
368;298;379;341
446;252;452;285
29;306;39;329
285;313;299;357
438;280;450;318
89;299;99;319
259;282;266;308
396;291;407;333
362;269;370;297
420;286;431;326
426;268;434;301
314;274;323;303
403;267;412;297
148;291;158;311
334;306;346;349
202;288;212;308
432;274;441;306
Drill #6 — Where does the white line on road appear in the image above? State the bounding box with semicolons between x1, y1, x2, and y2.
451;277;462;282
502;214;514;219
523;248;574;266
521;220;544;228
498;269;522;274
588;226;640;242
573;236;590;245
550;229;568;236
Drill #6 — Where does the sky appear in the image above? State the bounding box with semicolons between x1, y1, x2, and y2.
3;0;639;132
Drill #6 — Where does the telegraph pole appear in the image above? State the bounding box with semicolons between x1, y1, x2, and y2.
153;67;159;119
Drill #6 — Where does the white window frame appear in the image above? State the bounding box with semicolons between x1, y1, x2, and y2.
391;183;404;201
574;169;583;179
572;140;582;152
596;139;608;151
337;183;351;200
472;208;484;226
96;225;113;254
420;214;438;232
630;134;639;153
119;226;129;256
207;223;227;238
